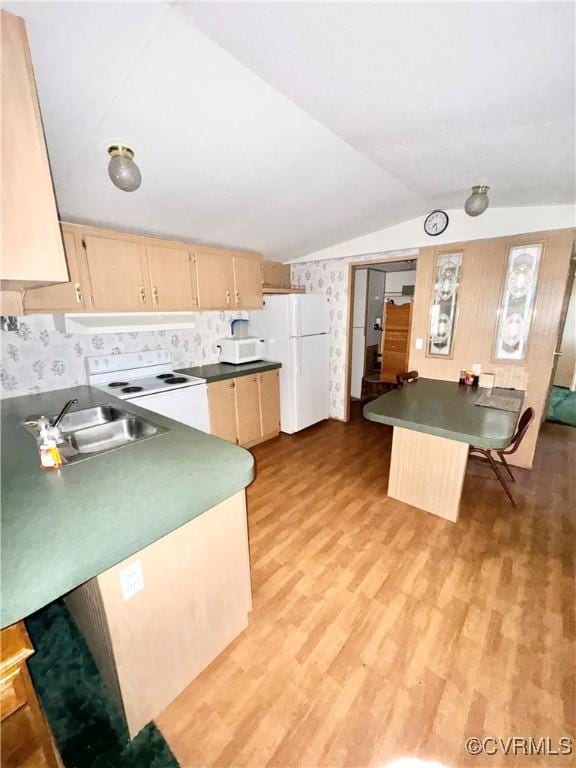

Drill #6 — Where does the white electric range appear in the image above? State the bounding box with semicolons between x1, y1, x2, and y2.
87;350;210;432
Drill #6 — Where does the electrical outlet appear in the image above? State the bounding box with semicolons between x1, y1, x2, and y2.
415;337;424;350
120;560;144;601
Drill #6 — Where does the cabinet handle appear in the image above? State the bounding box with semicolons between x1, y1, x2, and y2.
139;286;146;303
226;290;231;305
235;290;240;305
74;283;83;304
153;286;159;305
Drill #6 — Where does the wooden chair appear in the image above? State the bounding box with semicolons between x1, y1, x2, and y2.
396;370;419;387
468;407;535;507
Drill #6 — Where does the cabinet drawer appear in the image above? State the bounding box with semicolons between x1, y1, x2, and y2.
0;667;27;721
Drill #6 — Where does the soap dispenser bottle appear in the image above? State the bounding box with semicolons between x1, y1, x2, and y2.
37;417;62;471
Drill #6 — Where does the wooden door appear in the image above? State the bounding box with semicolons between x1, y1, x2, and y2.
234;375;261;446
380;303;413;383
258;370;280;438
1;11;67;289
194;249;235;309
24;229;90;312
233;252;263;309
82;235;150;311
208;380;238;443
146;246;198;311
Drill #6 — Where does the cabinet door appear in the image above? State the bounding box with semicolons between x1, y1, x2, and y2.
1;11;67;289
146;246;198;311
262;260;291;289
208;380;238;443
233;252;263;309
234;375;261;446
258;370;280;438
194;249;235;310
24;230;88;312
82;235;150;311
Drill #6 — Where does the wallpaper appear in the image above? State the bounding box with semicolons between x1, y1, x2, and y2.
291;253;405;420
0;311;247;398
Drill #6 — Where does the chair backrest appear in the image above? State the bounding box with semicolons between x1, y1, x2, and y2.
396;370;419;387
505;407;535;454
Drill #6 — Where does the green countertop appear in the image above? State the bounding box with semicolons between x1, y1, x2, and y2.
363;378;524;449
1;386;254;629
176;360;281;382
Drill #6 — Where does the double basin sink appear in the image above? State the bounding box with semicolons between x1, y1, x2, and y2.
24;405;168;465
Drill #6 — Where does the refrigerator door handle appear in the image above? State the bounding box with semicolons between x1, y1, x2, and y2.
291;296;301;337
295;339;302;375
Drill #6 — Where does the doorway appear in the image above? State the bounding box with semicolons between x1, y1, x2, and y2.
546;255;576;427
347;259;417;414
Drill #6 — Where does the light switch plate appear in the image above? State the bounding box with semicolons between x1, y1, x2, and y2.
120;560;144;601
415;338;424;350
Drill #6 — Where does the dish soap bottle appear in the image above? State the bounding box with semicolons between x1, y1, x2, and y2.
37;417;62;471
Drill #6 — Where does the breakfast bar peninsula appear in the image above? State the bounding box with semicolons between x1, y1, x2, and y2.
364;378;523;522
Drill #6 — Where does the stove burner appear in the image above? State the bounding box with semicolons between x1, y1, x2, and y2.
122;386;144;394
108;382;129;388
164;377;188;384
156;373;174;379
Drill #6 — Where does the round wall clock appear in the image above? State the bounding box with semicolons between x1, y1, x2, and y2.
424;210;449;236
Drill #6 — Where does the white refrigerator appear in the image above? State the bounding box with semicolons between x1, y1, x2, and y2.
250;294;329;434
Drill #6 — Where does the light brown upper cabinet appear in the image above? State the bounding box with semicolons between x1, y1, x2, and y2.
1;11;67;290
195;248;263;310
82;235;150;312
22;222;264;314
233;252;264;308
146;245;198;311
194;249;235;309
262;260;291;290
24;230;89;313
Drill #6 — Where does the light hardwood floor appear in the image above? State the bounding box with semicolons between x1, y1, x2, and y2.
157;406;575;767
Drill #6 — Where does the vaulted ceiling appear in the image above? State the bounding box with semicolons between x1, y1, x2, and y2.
7;2;575;259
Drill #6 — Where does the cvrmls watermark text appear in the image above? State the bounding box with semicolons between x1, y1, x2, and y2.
465;736;573;757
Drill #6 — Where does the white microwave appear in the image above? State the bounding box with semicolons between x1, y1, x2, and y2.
218;337;266;365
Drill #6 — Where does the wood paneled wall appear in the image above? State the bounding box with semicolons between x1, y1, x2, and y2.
409;228;574;468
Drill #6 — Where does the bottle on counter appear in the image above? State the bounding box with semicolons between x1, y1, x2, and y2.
37;417;62;471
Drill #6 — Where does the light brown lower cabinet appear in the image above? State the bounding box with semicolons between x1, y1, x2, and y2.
234;375;262;446
207;379;238;444
66;491;252;739
208;370;280;447
0;622;61;768
258;369;282;439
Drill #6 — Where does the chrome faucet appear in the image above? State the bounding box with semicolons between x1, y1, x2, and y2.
50;398;79;430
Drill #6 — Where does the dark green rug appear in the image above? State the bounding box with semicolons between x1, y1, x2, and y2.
547;385;576;427
25;601;179;768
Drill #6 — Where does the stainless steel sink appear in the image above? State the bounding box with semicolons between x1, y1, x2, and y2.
23;405;168;465
56;405;126;433
65;417;160;454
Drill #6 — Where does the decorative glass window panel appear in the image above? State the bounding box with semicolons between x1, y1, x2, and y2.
494;243;542;361
427;252;462;357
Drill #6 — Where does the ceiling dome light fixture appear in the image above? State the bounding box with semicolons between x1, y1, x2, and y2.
464;185;490;217
107;145;141;192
